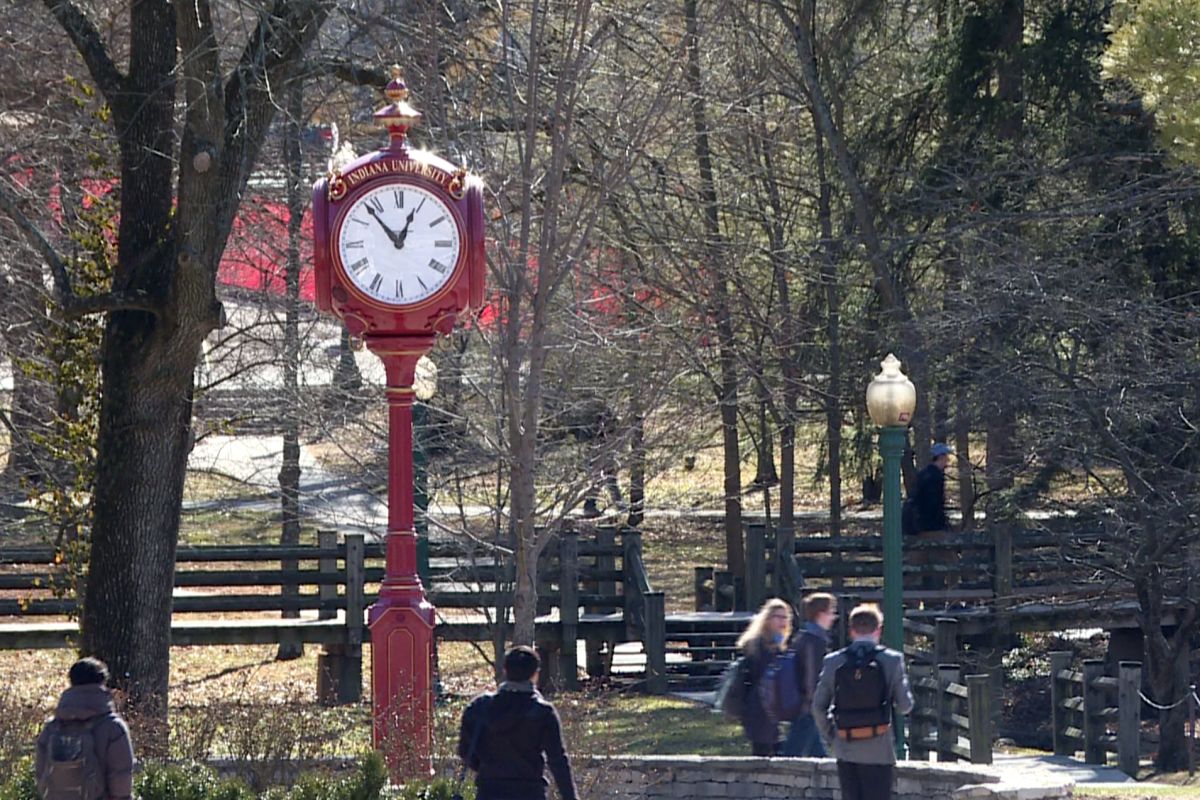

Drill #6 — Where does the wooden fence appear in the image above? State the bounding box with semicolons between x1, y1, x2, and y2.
1050;652;1142;776
909;661;993;764
0;523;658;698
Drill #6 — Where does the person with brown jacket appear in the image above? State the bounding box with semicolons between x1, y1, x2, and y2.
781;593;837;757
35;657;135;800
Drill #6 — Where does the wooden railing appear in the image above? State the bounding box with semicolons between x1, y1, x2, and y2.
909;661;993;764
0;523;642;696
1050;653;1142;776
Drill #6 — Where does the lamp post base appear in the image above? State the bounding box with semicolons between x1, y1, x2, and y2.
369;595;435;776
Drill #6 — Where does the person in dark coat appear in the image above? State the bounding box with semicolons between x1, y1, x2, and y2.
905;443;954;591
781;593;837;757
35;657;135;800
909;443;952;534
458;646;578;800
736;598;792;756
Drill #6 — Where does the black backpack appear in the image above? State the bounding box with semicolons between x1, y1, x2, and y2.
36;715;109;800
715;657;751;721
832;646;890;731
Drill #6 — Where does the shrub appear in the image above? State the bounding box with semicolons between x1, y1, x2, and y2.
0;759;38;800
136;763;255;800
269;751;388;800
392;776;472;800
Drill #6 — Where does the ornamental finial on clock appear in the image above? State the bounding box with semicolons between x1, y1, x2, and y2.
374;64;422;152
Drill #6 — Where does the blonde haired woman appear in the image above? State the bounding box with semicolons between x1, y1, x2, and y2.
735;598;792;755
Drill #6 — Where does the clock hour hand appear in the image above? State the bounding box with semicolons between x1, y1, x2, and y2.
394;198;426;249
365;204;403;246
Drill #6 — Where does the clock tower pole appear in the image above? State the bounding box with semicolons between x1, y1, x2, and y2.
365;332;437;773
311;66;487;776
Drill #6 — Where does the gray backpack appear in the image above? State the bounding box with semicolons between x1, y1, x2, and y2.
37;715;108;800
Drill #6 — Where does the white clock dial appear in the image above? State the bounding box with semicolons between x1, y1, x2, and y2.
335;182;463;305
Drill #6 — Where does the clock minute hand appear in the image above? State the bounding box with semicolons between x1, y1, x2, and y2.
365;204;403;245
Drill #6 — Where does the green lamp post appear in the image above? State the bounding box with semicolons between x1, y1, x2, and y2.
413;355;438;583
865;353;916;759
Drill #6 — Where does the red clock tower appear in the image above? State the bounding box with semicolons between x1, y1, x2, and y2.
312;66;485;774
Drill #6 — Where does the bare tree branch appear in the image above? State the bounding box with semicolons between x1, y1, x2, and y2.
41;0;127;118
0;178;161;319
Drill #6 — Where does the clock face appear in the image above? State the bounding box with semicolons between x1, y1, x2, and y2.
334;182;463;306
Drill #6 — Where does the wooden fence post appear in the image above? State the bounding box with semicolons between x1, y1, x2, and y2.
835;594;859;648
745;523;766;610
1050;651;1074;756
318;530;337;621
993;525;1013;607
559;527;579;691
585;526;614;678
320;533;364;705
938;664;962;762
909;662;934;761
694;566;714;612
621;527;646;635
935;617;959;666
1118;661;1141;777
644;591;666;694
967;674;993;765
1083;659;1106;765
714;570;735;613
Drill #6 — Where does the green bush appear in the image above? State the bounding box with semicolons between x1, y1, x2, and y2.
0;759;38;800
392;776;471;800
136;763;255;800
1;752;393;800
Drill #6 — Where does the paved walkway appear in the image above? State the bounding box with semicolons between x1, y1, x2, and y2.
990;754;1143;786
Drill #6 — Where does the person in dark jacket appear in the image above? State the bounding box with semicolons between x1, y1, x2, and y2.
458;647;578;800
781;593;837;757
736;598;792;756
909;443;952;534
905;443;954;591
35;657;135;800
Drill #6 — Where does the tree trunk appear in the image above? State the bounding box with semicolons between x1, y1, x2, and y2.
277;81;304;661
1144;622;1193;771
954;394;974;530
628;409;646;530
812;110;842;540
684;0;743;581
512;534;539;648
82;319;197;722
985;0;1024;515
1139;561;1197;772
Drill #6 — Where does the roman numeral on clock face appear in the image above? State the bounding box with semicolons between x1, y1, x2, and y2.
366;196;384;213
435;240;453;248
396;279;403;298
349;258;370;275
345;240;364;249
429;215;446;228
394;190;404;208
369;273;383;293
428;259;448;274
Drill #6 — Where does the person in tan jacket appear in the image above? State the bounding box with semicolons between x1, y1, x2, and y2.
36;657;135;800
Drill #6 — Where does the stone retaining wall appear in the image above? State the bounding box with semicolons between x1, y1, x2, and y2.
578;756;1072;800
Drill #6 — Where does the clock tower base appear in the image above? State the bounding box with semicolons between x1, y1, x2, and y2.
369;591;435;775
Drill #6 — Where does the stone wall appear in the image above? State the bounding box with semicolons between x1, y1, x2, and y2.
578;756;1073;800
